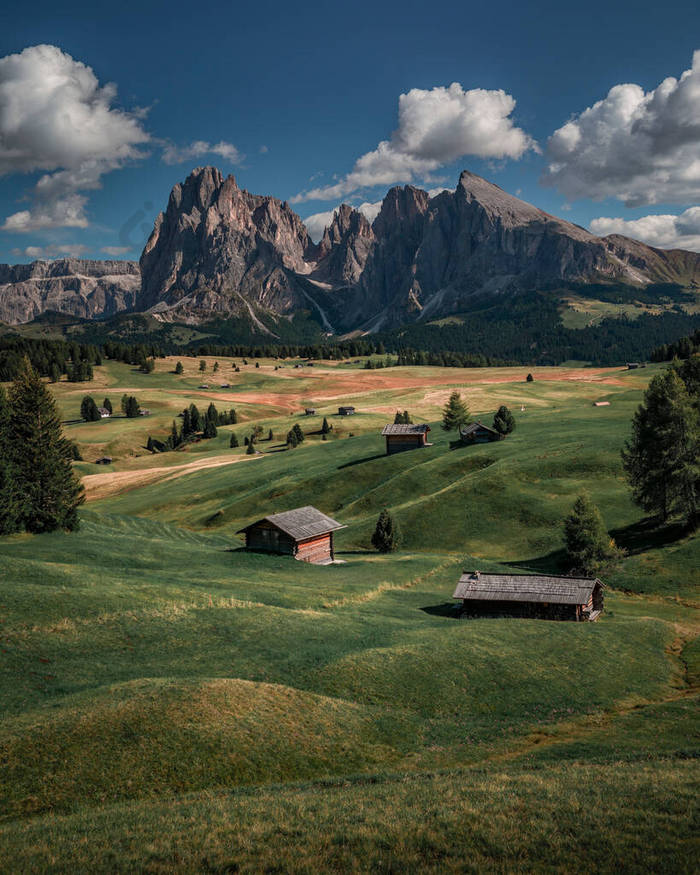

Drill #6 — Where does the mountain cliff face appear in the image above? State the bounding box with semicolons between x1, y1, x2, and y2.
1;167;698;329
0;259;139;325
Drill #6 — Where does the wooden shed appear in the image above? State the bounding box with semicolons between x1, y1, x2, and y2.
338;406;356;416
304;407;317;416
381;423;431;455
97;407;111;418
237;505;346;564
459;421;504;444
453;571;604;621
95;456;112;465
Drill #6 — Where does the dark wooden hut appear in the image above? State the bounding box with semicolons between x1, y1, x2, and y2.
95;456;112;465
453;571;604;621
381;423;431;455
237;505;346;564
459;421;504;444
338;406;356;416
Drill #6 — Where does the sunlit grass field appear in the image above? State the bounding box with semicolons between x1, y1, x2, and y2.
0;356;697;871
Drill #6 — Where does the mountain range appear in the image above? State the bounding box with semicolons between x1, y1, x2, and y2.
1;166;699;333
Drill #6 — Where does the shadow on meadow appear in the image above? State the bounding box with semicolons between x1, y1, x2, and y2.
610;517;690;555
337;454;386;469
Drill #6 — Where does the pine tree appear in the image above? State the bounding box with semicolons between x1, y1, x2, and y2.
175;361;184;375
170;420;180;449
49;363;61;383
563;494;622;575
103;398;113;415
292;423;305;443
229;409;237;424
80;396;100;422
394;411;403;424
526;373;534;382
125;396;140;418
493;405;515;435
321;417;330;435
147;436;155;453
203;419;217;439
213;361;220;372
441;391;469;431
8;358;84;533
206;402;218;425
246;440;256;454
622;369;699;526
199;360;207;372
0;386;18;534
286;429;298;448
189;403;201;432
121;394;129;415
268;428;273;441
402;410;412;424
371;509;399;553
230;433;239;448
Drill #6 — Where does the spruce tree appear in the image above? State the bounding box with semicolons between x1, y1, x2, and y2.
371;509;399;553
526;373;534;382
230;409;237;424
394;411;403;424
321;417;330;435
125;396;140;418
230;433;239;448
203;419;217;439
147;436;155;453
8;358;84;533
292;423;305;443
103;398;112;415
286;429;298;448
199;360;207;372
189;404;201;432
402;410;412;424
49;363;61;383
268;428;274;441
80;396;101;422
175;361;184;375
563;494;622;575
493;405;515;435
441;391;469;431
206;403;218;425
246;440;256;454
622;369;699;526
0;386;18;534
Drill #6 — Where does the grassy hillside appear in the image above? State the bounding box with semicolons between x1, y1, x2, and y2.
0;357;697;870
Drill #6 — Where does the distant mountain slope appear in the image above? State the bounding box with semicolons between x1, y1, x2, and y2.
1;167;698;329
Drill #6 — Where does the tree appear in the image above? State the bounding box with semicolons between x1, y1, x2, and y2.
622;369;699;527
371;509;399;553
286;429;298;449
169;420;181;449
147;436;155;453
229;409;238;424
49;363;61;383
213;361;220;373
203;419;217;439
140;358;155;373
175;361;184;375
80;396;101;422
394;411;404;424
292;423;305;443
563;494;622;575
124;396;140;418
526;373;534;382
188;403;201;433
199;360;207;372
206;403;218;425
493;405;515;435
402;410;412;424
268;428;273;441
0;386;18;534
230;433;239;448
441;391;469;431
321;417;331;435
103;398;113;415
121;394;129;415
7;358;84;532
246;440;256;454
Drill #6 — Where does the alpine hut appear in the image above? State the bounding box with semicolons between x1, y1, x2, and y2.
381;423;431;455
338;406;356;416
237;505;346;564
459;421;504;443
453;571;604;621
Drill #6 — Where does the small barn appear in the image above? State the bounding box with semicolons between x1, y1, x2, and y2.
338;406;356;416
453;571;604;621
237;505;346;564
305;407;317;416
97;407;111;418
381;423;431;455
459;421;504;444
95;456;112;465
593;401;610;407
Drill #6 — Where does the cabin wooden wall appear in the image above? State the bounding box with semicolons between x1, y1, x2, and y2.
246;524;296;555
460;600;580;621
386;434;426;455
295;533;332;564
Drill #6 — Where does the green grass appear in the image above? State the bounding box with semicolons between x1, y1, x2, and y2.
0;359;697;869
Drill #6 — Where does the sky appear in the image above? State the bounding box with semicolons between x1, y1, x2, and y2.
1;0;699;263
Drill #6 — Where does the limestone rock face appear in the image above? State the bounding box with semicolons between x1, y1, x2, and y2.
0;259;140;324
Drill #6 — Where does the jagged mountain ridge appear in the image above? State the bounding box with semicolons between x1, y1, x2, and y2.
1;167;699;329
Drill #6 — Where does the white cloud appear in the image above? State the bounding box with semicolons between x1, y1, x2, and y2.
101;245;132;256
15;243;90;259
0;44;150;231
292;82;535;202
590;207;700;252
161;139;243;165
544;50;700;206
303;200;384;242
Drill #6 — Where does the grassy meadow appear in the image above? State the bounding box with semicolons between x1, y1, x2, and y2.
0;355;697;871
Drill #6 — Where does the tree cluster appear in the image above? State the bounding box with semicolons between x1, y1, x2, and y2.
393;410;413;424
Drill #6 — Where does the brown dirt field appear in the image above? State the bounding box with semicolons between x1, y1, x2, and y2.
82;454;262;502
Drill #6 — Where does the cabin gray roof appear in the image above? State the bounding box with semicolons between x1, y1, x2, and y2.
381;423;430;435
453;572;601;604
237;505;346;541
459;421;500;437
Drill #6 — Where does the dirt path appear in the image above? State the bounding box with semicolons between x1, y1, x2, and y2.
83;454;262;502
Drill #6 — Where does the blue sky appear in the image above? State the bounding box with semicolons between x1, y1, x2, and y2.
1;0;699;262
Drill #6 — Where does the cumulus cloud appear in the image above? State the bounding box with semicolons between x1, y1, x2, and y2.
161;139;243;165
303;200;384;242
590;207;700;252
544;50;700;206
13;243;90;259
101;245;132;256
0;44;150;231
292;83;535;202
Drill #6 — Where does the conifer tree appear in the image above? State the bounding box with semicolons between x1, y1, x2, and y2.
49;363;61;383
124;396;140;418
371;508;399;553
189;403;201;432
103;398;112;415
206;402;218;425
0;386;18;534
175;361;184;375
292;423;305;443
526;373;534;382
493;405;515;435
286;429;298;448
402;410;412;424
321;417;330;435
441;391;469;431
147;436;155;453
203;419;217;439
80;396;101;422
563;494;622;575
246;440;256;454
268;428;274;441
199;360;207;372
8;358;84;532
121;394;129;415
230;433;239;448
229;409;237;424
394;411;403;424
213;361;220;372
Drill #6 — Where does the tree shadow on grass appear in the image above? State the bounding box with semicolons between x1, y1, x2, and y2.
610;517;690;555
337;454;386;470
420;602;461;619
503;549;569;575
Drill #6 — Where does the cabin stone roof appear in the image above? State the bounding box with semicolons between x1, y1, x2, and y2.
381;424;430;435
459;421;501;438
453;572;601;604
237;505;346;541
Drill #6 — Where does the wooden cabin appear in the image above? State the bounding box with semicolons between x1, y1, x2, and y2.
97;407;111;418
459;421;504;444
305;407;317;416
381;423;431;455
95;456;112;465
338;406;356;416
237;505;346;564
453;571;604;621
593;401;610;407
